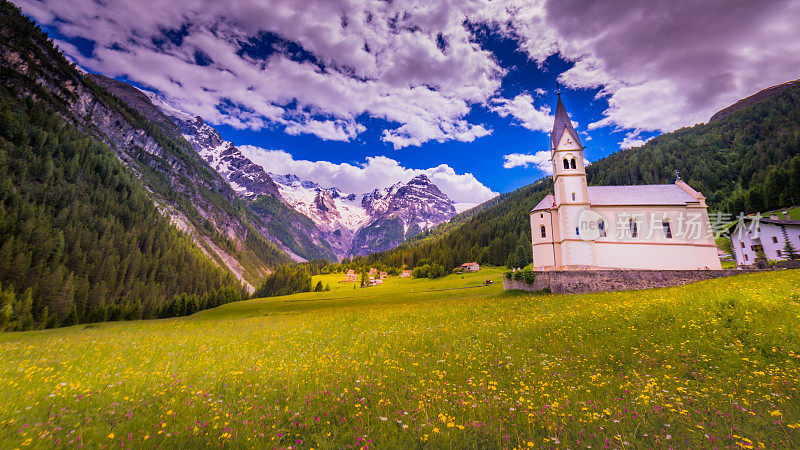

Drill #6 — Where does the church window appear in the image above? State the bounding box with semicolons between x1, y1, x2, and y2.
540;225;546;238
563;158;570;170
629;219;638;238
772;236;778;244
571;193;576;201
662;220;672;238
540;213;543;218
576;227;580;236
570;158;577;169
598;219;606;237
740;242;745;248
777;250;783;257
744;254;749;261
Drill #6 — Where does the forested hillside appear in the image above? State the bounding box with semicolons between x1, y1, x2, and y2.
586;83;800;214
352;81;800;271
0;1;291;292
0;89;246;330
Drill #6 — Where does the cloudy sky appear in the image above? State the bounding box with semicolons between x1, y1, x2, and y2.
15;0;800;207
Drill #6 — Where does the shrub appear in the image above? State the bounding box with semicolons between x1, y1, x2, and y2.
509;268;536;285
522;268;536;284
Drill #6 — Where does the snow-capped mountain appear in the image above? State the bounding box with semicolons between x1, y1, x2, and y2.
268;174;371;232
352;174;456;255
146;92;458;259
270;173;457;256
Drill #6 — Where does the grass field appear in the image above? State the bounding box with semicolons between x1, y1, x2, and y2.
1;268;800;448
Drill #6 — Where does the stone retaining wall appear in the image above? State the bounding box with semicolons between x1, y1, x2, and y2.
503;269;766;294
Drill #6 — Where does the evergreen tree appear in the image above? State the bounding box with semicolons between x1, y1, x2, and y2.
781;225;799;260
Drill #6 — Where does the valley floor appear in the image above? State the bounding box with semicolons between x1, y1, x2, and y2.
1;269;799;448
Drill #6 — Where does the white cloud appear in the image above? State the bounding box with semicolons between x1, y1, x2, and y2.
238;146;498;205
503;151;553;173
618;131;653;149
19;0;800;147
503;150;590;174
16;0;502;148
490;94;555;132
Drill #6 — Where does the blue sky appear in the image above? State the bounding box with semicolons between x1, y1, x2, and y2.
16;0;799;207
214;31;645;195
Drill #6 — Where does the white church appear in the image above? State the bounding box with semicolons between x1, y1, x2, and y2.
530;95;721;271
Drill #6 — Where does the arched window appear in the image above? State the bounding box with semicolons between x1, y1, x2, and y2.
662;220;672;238
540;225;546;238
629;219;638;238
598;219;606;237
571;192;576;201
563;158;570;170
570;158;577;169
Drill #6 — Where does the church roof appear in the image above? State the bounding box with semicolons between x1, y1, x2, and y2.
531;194;555;211
587;185;699;206
551;95;581;149
757;218;800;226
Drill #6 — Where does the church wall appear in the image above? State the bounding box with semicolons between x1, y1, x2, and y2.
503;268;762;294
530;210;556;268
551;204;721;270
592;242;720;270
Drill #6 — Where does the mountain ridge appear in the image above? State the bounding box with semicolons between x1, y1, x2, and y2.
710;78;800;122
141;92;460;259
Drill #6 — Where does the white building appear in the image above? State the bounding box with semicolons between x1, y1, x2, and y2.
730;216;800;266
460;262;480;272
529;95;722;271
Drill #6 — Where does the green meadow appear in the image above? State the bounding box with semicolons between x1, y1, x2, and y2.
1;268;799;448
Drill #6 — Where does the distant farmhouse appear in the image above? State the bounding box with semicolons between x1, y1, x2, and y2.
400;270;412;278
530;95;721;270
730;216;800;265
460;262;480;272
345;270;358;282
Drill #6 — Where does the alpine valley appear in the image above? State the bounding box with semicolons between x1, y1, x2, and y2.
87;74;460;263
135;82;459;258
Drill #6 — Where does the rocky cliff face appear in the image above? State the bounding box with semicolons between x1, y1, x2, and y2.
141;95;337;262
144;92;283;200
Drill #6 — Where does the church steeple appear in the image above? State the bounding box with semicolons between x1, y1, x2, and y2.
551;95;581;150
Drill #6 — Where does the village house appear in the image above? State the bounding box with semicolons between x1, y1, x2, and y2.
379;271;388;280
400;270;412;278
460;262;480;272
730;216;800;266
368;268;378;276
530;94;721;270
345;270;358;282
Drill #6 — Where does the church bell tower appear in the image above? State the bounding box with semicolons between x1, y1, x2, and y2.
551;94;588;206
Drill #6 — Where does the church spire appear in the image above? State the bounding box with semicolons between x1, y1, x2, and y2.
551;95;581;150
